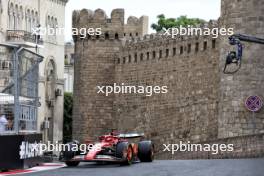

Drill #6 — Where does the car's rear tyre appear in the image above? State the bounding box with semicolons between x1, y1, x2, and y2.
65;161;80;167
116;142;133;165
138;141;154;162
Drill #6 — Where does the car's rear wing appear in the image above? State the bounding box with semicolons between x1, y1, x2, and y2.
118;132;144;138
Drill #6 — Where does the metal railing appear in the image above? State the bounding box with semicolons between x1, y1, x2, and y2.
6;30;44;46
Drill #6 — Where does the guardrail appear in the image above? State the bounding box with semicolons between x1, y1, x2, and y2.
6;30;44;45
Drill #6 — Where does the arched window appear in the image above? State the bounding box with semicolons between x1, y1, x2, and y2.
31;10;35;31
46;59;57;101
18;6;23;29
26;9;31;32
0;0;2;26
35;12;39;25
8;3;14;29
14;5;18;29
47;15;50;27
51;16;54;28
54;18;58;38
55;18;58;27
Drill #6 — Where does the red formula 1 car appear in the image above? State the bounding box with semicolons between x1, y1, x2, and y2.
59;132;154;167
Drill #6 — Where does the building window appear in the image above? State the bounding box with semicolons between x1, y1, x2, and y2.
117;58;120;64
8;3;14;29
31;10;35;31
105;32;109;39
195;42;199;52
159;50;162;58
128;55;131;63
166;49;169;57
173;48;176;56
123;57;126;64
152;51;156;59
140;53;144;61
212;39;216;49
14;5;18;30
0;0;2;26
146;52;150;60
25;9;30;31
203;41;207;51
107;18;111;23
18;6;23;29
134;53;138;63
187;44;191;53
180;46;183;55
115;33;119;39
46;15;57;42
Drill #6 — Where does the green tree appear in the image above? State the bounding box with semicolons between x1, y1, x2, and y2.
63;92;73;143
151;14;206;32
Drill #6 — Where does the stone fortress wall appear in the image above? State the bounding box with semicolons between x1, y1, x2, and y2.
72;8;149;141
114;28;220;154
72;0;264;159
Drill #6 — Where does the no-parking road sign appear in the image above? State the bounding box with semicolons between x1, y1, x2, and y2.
245;95;263;112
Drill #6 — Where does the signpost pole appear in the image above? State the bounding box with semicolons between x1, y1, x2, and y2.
253;111;256;134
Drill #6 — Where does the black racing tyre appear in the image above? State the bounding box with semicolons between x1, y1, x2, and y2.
65;161;80;167
116;142;133;165
63;141;79;159
138;141;154;162
62;141;80;167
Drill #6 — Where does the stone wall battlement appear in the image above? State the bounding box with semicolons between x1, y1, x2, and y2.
72;8;125;27
117;35;219;65
72;8;149;39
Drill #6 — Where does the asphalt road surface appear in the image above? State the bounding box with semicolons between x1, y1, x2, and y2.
24;159;264;176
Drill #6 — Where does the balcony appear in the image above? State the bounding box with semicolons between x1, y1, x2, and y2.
6;30;44;48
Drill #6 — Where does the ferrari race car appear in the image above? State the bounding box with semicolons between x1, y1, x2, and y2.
59;132;154;166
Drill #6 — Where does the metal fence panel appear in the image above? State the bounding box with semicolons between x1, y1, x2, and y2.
0;44;42;134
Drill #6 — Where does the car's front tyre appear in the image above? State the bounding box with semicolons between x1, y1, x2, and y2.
61;141;80;167
116;142;133;165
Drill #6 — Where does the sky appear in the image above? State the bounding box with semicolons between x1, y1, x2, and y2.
65;0;221;42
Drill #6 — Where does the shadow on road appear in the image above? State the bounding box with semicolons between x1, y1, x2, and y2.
63;162;139;169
